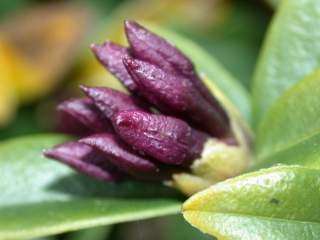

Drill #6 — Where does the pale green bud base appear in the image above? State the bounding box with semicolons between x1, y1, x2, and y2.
171;138;251;196
167;76;254;196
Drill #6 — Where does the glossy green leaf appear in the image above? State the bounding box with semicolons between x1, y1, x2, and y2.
143;23;251;123
252;0;320;126
183;165;320;239
254;69;320;169
0;134;182;239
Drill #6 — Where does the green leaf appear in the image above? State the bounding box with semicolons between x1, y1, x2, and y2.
252;0;320;126
254;69;320;169
143;23;252;123
0;134;182;239
183;165;320;239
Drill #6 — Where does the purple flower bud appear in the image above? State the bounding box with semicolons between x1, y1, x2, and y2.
79;133;164;180
123;57;230;137
124;20;193;75
57;98;112;136
113;110;208;166
44;21;241;193
124;20;228;120
80;85;146;121
57;111;91;136
44;142;119;181
91;42;138;93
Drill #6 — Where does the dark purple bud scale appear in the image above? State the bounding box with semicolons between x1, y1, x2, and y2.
79;133;163;180
57;98;112;136
44;142;120;181
123;58;229;137
91;42;138;93
113;110;208;166
124;20;229;126
45;20;233;185
57;110;92;137
124;20;193;76
80;85;146;121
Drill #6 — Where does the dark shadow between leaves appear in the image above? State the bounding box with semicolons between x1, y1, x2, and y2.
47;172;184;200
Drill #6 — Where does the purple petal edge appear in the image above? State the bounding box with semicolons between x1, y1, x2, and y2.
80;85;146;121
44;141;119;181
79;133;166;180
57;98;112;136
91;42;138;93
124;20;193;76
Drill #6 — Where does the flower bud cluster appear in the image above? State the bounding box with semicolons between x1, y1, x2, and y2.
45;20;250;195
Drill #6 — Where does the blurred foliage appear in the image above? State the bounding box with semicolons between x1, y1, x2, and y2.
0;38;17;127
32;237;57;240
0;3;91;126
0;4;91;102
266;0;279;8
0;106;42;139
66;226;112;240
0;0;31;19
31;214;211;240
110;214;211;240
185;0;270;87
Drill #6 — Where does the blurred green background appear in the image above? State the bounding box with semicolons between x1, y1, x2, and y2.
0;0;271;239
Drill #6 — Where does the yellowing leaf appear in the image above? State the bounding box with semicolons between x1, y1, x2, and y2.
183;165;320;239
